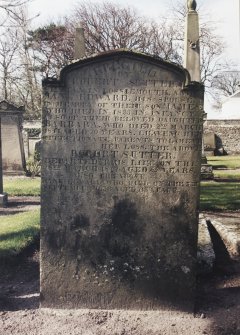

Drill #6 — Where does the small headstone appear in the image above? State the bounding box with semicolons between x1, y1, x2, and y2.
0;101;25;175
203;133;216;156
41;51;204;311
201;164;214;180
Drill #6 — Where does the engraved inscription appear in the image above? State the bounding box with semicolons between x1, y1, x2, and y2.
42;59;203;196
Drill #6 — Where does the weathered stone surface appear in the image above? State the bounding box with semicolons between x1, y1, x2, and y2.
0;101;25;174
41;51;204;310
201;164;214;180
197;216;215;274
203;132;216;154
184;2;200;82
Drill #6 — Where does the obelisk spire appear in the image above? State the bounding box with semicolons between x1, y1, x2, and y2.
74;22;86;59
184;0;201;82
187;0;197;11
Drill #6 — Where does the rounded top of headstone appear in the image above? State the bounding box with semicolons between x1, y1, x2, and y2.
43;49;191;88
187;0;197;11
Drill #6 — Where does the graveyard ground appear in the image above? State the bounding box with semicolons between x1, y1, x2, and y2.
0;243;240;335
1;156;240;334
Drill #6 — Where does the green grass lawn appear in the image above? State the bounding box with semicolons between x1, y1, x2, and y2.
213;170;240;179
0;210;40;259
200;181;240;211
207;155;240;170
3;176;41;196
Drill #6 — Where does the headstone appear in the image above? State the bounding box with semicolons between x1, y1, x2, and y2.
0;116;8;207
203;133;216;156
0;101;25;174
23;120;42;159
41;51;204;311
201;164;214;180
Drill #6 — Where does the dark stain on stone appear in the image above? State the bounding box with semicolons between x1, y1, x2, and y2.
44;228;67;250
102;199;139;258
70;214;89;231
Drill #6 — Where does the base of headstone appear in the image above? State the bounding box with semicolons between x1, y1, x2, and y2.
205;151;215;157
201;164;214;180
3;170;25;176
0;193;8;207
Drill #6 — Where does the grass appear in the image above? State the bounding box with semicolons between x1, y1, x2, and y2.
200;181;240;211
3;176;41;196
207;155;240;170
0;209;40;259
213;170;240;179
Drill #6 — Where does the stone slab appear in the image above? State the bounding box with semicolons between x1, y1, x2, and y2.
41;51;204;311
0;101;25;174
205;215;240;257
197;215;215;274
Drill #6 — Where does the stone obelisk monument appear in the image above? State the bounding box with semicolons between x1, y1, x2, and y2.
74;23;86;59
184;1;213;179
184;0;201;82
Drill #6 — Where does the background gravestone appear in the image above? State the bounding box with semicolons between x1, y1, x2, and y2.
41;51;204;311
0;101;25;174
203;133;216;156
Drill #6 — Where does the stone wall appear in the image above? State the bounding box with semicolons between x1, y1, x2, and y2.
204;120;240;155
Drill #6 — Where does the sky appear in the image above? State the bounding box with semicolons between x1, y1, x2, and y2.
28;0;240;63
28;0;239;56
28;0;240;116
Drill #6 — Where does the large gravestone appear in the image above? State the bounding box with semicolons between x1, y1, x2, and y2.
41;51;204;310
0;101;25;174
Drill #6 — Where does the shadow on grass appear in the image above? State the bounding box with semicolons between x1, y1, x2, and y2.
212;165;228;170
200;182;240;211
0;227;39;243
0;229;40;260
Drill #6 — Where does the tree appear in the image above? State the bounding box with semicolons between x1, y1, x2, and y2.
209;70;240;111
0;1;232;118
68;2;151;54
27;23;74;78
147;20;183;64
167;0;227;89
67;1;228;90
212;71;240;97
0;6;42;118
15;8;42;118
0;27;21;100
67;2;188;64
0;0;30;26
